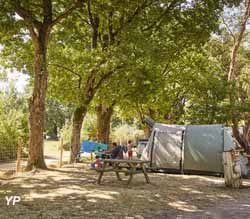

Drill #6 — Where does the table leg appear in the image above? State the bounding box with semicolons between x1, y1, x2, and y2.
127;163;136;185
97;162;107;184
114;163;122;181
127;173;133;185
141;164;150;184
97;171;104;184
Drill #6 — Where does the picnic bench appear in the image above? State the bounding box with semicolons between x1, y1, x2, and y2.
95;159;151;185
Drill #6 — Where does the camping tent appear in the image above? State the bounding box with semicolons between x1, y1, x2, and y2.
141;123;250;177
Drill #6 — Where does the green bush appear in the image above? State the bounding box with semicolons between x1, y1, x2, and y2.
0;85;29;161
0;108;29;161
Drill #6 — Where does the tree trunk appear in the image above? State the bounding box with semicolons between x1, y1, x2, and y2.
26;41;48;170
143;125;151;139
53;124;58;140
223;151;242;188
242;119;250;153
96;104;114;144
69;106;87;163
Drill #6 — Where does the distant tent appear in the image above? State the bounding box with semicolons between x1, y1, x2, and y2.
141;123;250;177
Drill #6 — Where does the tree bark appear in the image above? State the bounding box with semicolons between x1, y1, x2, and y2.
69;106;87;163
26;35;49;170
96;104;114;144
143;125;151;139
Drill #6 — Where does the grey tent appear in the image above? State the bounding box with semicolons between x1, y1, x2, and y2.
141;123;250;177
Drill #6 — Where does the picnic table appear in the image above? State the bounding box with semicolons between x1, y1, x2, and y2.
95;159;151;185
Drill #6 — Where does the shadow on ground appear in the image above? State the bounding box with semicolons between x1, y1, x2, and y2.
0;165;250;219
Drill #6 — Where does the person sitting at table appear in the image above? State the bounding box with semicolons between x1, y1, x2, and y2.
109;142;123;159
91;155;103;169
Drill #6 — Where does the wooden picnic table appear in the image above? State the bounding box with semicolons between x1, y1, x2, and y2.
96;159;151;185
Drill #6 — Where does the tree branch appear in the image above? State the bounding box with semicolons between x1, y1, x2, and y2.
79;13;91;26
228;0;250;81
221;17;236;43
87;0;94;26
13;0;42;29
108;10;114;44
113;0;152;37
51;0;85;27
43;0;53;25
93;64;124;92
142;0;179;32
12;0;41;45
48;63;82;88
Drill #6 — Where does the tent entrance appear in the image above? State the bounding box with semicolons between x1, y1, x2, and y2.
152;130;184;170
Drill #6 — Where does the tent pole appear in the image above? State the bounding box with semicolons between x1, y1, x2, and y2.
180;130;185;174
150;131;156;168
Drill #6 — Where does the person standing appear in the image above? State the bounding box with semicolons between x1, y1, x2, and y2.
127;140;133;159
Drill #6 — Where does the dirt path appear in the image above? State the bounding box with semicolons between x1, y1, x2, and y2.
0;166;250;219
0;152;70;171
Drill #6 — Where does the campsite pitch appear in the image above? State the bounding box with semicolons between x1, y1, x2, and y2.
0;164;250;219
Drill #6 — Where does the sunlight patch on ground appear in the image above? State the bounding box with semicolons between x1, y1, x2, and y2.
242;204;250;207
168;201;202;212
24;187;119;202
180;186;203;194
0;189;12;194
217;194;234;199
87;198;98;203
178;175;224;184
86;193;115;200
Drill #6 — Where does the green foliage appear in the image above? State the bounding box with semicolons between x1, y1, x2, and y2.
60;114;97;143
45;99;73;139
60;119;72;144
81;114;97;140
0;84;28;160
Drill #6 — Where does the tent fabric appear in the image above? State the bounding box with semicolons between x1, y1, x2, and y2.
141;123;250;177
141;123;234;174
223;128;236;151
183;125;224;173
152;130;183;169
141;124;185;169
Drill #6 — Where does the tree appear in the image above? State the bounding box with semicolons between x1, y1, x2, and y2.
222;0;250;152
0;0;84;169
